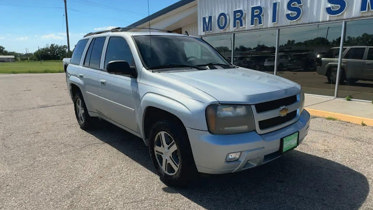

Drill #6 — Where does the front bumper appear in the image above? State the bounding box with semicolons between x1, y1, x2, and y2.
187;110;310;174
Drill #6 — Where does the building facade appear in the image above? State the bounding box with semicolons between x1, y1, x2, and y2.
129;0;373;101
0;55;15;62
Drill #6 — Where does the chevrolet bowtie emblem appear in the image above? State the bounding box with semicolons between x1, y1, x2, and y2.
279;106;289;117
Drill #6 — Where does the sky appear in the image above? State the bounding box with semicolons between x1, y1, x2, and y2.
0;0;179;53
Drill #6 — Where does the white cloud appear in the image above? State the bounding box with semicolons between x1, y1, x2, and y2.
93;26;117;31
41;33;64;40
16;36;29;41
0;36;5;40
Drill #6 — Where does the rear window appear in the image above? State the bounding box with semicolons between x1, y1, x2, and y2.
84;37;106;69
70;39;88;65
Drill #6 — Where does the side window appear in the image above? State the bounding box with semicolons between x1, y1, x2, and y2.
345;48;365;60
84;37;106;69
367;48;373;60
104;37;135;70
70;39;88;65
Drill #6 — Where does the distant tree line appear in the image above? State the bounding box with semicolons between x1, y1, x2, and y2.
0;44;70;61
233;33;373;54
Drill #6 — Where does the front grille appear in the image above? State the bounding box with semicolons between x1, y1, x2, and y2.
259;111;297;130
255;95;297;113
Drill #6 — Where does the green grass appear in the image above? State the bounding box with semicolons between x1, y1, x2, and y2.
0;60;64;74
345;95;353;101
326;116;338;121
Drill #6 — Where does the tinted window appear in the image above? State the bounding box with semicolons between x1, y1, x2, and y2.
368;48;373;60
278;23;341;97
70;39;88;65
84;39;94;67
84;37;106;69
204;34;232;62
104;37;135;70
345;48;365;59
134;35;228;70
234;30;276;71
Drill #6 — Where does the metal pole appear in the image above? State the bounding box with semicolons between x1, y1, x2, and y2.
274;28;280;75
64;0;71;54
334;21;346;98
231;33;235;65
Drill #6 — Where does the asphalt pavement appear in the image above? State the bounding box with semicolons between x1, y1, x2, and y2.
0;73;372;209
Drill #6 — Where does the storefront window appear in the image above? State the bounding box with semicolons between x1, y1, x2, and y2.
278;23;342;96
337;19;373;101
204;34;232;62
233;29;276;72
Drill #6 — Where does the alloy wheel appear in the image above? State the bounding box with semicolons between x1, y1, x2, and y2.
154;131;180;176
75;97;85;124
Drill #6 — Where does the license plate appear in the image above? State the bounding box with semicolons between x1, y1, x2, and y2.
282;132;299;153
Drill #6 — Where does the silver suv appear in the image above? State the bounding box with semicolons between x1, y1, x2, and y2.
65;30;310;186
317;46;373;84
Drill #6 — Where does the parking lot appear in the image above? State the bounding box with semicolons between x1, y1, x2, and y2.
0;73;372;209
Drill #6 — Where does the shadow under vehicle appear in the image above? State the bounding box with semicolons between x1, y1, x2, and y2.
317;46;373;84
87;121;369;209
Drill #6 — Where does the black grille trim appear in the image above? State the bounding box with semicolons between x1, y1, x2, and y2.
259;111;297;130
255;95;297;113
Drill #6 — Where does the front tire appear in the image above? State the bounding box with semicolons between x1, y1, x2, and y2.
73;92;94;130
149;120;197;187
327;67;345;84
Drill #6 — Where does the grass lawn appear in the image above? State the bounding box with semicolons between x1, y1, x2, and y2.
0;60;64;74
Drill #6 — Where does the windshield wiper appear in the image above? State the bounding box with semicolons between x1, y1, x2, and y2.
197;63;236;69
150;64;206;71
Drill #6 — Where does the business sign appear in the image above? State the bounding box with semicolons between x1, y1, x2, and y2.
198;0;373;35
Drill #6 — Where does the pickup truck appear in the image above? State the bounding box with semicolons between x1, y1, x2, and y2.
64;30;310;186
317;46;373;84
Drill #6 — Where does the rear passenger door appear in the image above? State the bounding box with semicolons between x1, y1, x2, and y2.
98;36;139;133
81;37;107;114
365;48;373;79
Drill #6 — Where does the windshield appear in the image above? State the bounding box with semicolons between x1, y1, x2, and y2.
133;35;231;71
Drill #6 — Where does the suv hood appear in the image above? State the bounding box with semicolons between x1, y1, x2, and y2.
163;68;300;104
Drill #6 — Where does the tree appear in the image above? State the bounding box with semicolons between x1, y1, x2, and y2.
34;44;68;60
0;45;9;55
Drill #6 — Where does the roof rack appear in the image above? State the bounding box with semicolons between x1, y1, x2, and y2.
83;27;173;37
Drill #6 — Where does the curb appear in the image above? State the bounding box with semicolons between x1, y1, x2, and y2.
306;108;373;126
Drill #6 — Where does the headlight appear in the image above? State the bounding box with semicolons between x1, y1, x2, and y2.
300;89;305;113
206;104;256;135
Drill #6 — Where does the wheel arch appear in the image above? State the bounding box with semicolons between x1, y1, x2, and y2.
70;83;82;99
142;106;188;146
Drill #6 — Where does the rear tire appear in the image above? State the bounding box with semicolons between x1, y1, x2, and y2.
73;92;94;130
149;120;197;187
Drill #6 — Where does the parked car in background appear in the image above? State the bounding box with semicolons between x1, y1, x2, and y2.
264;54;291;71
317;46;373;84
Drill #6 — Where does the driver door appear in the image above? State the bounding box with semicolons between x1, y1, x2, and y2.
98;37;139;133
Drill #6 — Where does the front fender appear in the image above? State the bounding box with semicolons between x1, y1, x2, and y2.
137;92;208;138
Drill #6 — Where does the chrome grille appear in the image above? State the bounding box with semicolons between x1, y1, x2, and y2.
252;94;300;134
255;95;297;113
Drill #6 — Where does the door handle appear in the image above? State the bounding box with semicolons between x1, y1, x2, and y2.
78;74;84;78
100;80;106;85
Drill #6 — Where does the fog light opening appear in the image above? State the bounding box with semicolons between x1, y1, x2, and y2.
226;152;241;162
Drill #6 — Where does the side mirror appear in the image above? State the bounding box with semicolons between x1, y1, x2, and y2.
106;60;137;78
